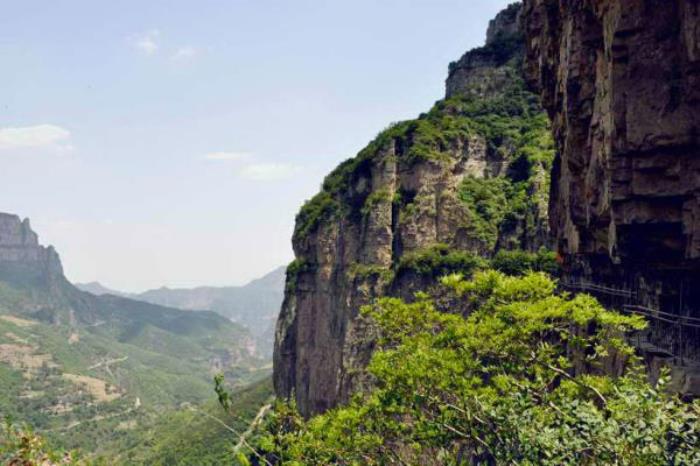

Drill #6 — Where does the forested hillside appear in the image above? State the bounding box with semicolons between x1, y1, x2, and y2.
77;267;284;358
0;213;270;460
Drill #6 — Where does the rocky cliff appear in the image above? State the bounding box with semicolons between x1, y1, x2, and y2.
0;213;64;285
522;0;700;312
0;213;73;320
274;3;555;417
447;3;524;100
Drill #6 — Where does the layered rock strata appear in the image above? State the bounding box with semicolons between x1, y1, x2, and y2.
522;0;700;392
523;0;700;311
0;213;65;293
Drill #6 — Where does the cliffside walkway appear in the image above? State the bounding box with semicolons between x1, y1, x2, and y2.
561;279;700;367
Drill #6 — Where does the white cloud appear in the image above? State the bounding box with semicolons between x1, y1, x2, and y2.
202;151;299;181
203;151;251;161
171;46;198;62
129;29;160;55
0;124;72;153
239;163;301;181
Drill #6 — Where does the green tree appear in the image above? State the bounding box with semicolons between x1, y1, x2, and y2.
258;271;700;465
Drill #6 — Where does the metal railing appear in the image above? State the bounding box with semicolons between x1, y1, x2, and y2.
560;279;700;366
622;304;700;330
560;279;636;299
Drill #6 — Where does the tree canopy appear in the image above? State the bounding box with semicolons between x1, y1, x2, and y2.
255;271;700;465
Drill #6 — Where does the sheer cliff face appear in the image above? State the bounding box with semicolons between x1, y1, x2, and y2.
523;0;700;303
0;212;87;326
0;213;64;289
447;3;524;100
274;4;554;417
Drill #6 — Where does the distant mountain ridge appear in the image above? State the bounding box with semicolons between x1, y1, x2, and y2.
76;266;286;357
0;213;243;339
0;211;260;362
74;281;127;297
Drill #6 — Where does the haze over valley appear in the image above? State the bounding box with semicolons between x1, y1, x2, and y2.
76;266;285;357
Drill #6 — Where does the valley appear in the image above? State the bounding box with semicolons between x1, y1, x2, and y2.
76;266;285;358
3;0;700;464
0;213;278;462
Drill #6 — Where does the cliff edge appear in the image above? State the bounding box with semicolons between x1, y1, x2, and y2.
274;3;555;417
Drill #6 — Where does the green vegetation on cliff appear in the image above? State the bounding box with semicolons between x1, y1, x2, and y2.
293;69;554;253
285;258;314;292
259;271;700;464
396;244;556;279
458;176;511;246
491;248;558;276
396;243;485;278
452;80;554;249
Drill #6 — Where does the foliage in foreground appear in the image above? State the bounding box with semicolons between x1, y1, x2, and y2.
0;420;87;465
257;271;700;465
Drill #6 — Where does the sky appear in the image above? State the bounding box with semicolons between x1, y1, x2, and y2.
0;0;514;292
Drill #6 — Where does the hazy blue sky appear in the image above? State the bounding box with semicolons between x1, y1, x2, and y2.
0;0;514;291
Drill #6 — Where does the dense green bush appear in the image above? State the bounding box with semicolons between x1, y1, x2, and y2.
397;244;486;278
491;248;558;276
342;245;558;291
459;176;511;247
258;271;700;465
285;259;313;293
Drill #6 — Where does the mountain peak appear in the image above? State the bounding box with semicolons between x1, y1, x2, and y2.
0;212;39;247
485;2;522;46
0;212;64;283
274;3;552;417
445;3;523;99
